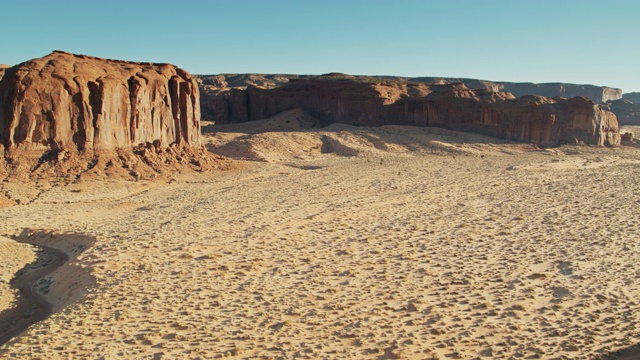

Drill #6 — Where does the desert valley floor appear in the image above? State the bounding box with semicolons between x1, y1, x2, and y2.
1;119;640;359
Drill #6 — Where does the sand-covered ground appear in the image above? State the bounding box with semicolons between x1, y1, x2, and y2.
1;116;640;359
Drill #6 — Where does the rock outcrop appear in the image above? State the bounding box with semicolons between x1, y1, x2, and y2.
504;82;621;103
198;74;626;131
622;92;640;104
604;99;640;125
0;51;200;151
209;75;620;147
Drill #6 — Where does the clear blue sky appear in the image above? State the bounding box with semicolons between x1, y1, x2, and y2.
2;0;639;92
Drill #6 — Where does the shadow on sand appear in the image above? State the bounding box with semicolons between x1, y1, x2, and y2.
0;229;96;350
595;344;640;360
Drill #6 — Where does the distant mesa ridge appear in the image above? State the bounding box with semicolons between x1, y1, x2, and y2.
0;51;200;152
397;77;622;104
610;92;640;125
198;74;620;147
196;74;623;104
622;92;640;104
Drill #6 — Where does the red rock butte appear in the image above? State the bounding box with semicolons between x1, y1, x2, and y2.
0;51;200;151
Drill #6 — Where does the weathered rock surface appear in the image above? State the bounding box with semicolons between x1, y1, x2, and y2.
0;51;200;151
208;75;620;147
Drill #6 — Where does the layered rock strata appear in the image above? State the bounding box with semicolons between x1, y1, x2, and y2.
196;74;623;105
209;76;620;147
0;51;200;151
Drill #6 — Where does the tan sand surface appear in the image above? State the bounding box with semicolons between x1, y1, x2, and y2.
1;121;640;359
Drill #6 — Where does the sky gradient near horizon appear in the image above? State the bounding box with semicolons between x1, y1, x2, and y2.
2;1;639;92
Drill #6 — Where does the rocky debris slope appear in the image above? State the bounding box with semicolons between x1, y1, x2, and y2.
0;141;234;207
0;51;200;151
207;75;620;147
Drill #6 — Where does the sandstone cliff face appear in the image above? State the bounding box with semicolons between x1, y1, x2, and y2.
209;76;620;147
0;51;200;151
199;74;625;129
562;97;620;145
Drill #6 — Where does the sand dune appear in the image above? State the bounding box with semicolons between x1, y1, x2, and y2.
1;121;640;359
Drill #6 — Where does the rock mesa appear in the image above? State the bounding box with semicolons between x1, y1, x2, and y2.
0;51;200;151
210;75;620;147
198;74;628;126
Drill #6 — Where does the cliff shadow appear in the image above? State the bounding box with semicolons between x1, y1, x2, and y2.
0;229;96;351
594;344;640;360
202;108;323;134
0;243;61;347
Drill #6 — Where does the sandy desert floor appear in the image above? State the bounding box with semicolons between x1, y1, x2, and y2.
1;118;640;359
